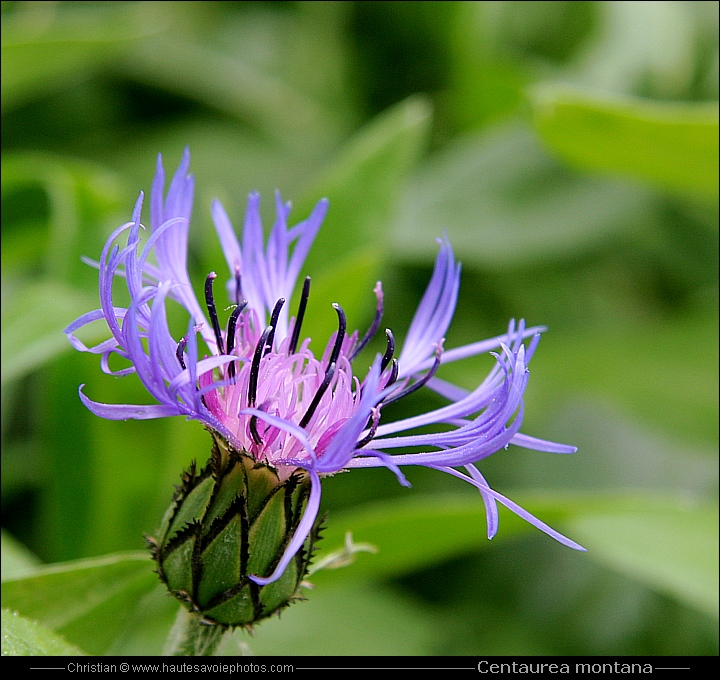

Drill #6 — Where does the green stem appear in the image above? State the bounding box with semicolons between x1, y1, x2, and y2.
163;607;227;656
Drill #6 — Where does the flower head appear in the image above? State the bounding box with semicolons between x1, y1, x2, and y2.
66;148;584;594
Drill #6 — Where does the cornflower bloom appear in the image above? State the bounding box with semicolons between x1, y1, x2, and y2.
65;149;583;626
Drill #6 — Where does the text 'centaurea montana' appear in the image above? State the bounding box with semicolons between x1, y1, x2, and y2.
65;148;584;628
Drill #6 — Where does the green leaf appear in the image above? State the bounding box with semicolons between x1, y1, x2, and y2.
312;492;718;617
311;492;574;585
1;609;84;656
523;311;719;446
570;1;700;98
0;279;102;386
120;27;347;157
296;95;433;337
110;2;359;156
568;497;719;619
1;3;163;112
235;582;435;656
395;124;654;264
531;85;719;196
1;531;42;582
1;152;124;282
300;95;432;264
1;551;158;655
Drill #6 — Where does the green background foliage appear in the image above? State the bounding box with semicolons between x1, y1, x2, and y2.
1;1;717;656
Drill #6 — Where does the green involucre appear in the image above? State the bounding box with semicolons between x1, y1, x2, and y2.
147;433;321;628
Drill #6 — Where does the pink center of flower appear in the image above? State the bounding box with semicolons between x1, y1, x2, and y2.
198;273;362;474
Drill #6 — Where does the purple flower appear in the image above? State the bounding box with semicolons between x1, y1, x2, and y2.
65;149;584;586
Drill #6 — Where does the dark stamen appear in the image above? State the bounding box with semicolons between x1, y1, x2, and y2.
383;346;443;406
297;303;346;430
328;304;347;368
380;329;395;372
226;301;248;379
226;301;248;357
288;277;311;355
250;416;263;446
384;358;399;389
176;338;187;370
248;326;273;408
247;326;273;446
299;363;336;428
356;407;381;449
349;287;383;361
264;298;285;356
204;273;225;355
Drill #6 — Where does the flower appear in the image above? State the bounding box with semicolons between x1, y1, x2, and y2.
65;148;584;592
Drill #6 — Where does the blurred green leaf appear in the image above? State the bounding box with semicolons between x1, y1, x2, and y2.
1;280;101;386
311;492;581;586
118;3;350;157
1;609;84;656
103;585;178;656
300;95;433;268
569;497;719;619
524;311;719;446
77;415;210;561
1;152;124;281
1;2;162;112
531;85;719;196
312;491;718;619
1;551;157;656
296;96;433;336
570;1;703;99
395;124;654;264
230;582;436;656
1;531;42;582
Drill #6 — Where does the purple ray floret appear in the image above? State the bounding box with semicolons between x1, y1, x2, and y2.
65;149;584;585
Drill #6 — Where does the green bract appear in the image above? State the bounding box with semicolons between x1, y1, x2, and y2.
147;434;320;628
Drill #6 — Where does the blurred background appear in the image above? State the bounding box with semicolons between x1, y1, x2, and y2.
1;1;717;656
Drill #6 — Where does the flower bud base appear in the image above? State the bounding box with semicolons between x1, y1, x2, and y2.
147;433;320;628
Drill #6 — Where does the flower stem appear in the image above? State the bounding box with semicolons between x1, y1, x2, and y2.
164;607;227;656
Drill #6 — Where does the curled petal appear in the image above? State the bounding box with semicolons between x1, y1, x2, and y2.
78;385;180;420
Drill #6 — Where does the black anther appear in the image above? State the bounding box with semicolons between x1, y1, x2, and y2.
226;301;248;379
264;299;285;356
250;416;263;446
328;304;347;368
299;363;336;428
247;325;273;446
204;273;225;355
384;358;399;389
176;338;188;370
288;277;311;355
380;329;395;372
248;326;273;408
